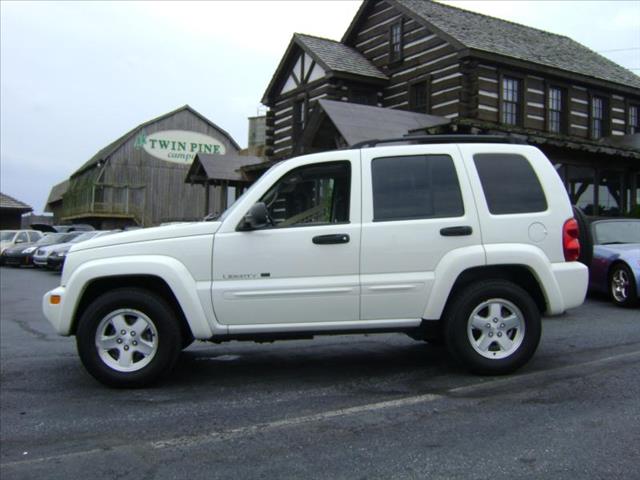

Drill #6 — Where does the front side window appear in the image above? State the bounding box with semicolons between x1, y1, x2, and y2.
548;87;564;133
372;155;464;221
389;22;403;62
591;96;605;139
501;77;520;126
260;161;350;228
474;153;547;214
629;105;639;134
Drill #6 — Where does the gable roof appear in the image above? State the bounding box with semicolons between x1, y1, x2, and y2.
0;192;32;213
310;99;450;146
71;105;241;178
45;179;70;209
185;154;260;184
345;0;640;90
296;33;388;81
262;33;387;104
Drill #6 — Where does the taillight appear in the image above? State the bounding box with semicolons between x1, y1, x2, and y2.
563;218;580;262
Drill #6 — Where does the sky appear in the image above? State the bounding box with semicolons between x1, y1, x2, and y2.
1;0;639;214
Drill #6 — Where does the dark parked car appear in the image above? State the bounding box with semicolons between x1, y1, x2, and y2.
588;218;640;308
1;232;71;267
46;230;116;270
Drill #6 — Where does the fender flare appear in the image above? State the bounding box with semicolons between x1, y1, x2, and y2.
63;255;220;338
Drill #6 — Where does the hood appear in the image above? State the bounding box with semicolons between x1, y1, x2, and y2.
595;243;640;255
71;221;222;253
3;241;39;254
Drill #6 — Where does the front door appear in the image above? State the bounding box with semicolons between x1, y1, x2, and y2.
212;154;361;326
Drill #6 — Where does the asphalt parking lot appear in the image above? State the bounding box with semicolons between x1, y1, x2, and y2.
1;266;639;480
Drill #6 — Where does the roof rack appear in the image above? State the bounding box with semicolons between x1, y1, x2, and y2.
349;135;528;149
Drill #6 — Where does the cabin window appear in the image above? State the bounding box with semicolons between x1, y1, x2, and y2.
350;89;377;106
501;77;520;126
590;96;606;139
293;99;306;137
409;81;428;113
629;105;639;134
547;87;564;134
389;21;403;63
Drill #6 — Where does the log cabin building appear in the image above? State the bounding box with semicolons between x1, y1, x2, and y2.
261;0;640;216
46;105;251;228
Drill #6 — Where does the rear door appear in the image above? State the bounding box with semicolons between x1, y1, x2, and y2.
360;145;482;320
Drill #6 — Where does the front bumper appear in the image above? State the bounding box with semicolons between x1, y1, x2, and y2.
42;287;69;335
47;256;65;270
3;253;33;267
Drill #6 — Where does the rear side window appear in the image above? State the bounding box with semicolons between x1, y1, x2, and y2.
372;154;464;221
473;153;547;214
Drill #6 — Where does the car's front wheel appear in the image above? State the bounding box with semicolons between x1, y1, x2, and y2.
444;281;541;375
610;263;638;308
76;288;183;388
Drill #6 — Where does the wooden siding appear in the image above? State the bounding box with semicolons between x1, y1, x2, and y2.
64;109;239;227
473;60;640;140
351;0;462;116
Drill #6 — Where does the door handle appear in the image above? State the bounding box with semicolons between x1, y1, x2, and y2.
440;226;473;236
312;234;350;245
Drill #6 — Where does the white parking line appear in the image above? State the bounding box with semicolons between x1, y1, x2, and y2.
3;349;640;468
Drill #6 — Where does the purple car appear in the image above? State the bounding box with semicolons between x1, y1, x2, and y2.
588;219;640;308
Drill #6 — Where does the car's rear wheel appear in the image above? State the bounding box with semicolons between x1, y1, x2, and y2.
444;281;541;375
609;263;638;308
76;288;183;388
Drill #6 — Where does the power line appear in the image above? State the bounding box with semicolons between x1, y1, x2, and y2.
598;47;640;53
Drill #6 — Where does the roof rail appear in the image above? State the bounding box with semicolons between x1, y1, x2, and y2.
349;135;528;149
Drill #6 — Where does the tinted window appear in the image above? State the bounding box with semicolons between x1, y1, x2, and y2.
261;161;350;227
473;153;547;214
372;155;464;221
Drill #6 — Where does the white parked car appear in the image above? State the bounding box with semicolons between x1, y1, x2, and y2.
0;229;42;254
43;137;588;387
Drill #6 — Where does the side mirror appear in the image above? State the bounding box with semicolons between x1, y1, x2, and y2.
238;202;270;231
15;238;25;244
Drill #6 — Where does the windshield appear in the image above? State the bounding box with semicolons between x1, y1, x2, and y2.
60;232;83;243
593;220;640;245
36;233;67;245
0;231;17;241
70;232;99;243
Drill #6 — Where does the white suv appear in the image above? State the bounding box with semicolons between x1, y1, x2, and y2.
43;137;588;387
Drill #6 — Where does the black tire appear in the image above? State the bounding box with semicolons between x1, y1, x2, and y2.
572;206;593;267
76;288;183;388
444;280;541;375
609;263;639;308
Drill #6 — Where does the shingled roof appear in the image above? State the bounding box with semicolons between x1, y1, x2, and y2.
262;33;387;103
295;33;388;81
0;192;32;213
313;99;450;146
391;0;640;89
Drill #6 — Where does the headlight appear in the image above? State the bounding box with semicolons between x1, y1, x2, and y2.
22;247;37;254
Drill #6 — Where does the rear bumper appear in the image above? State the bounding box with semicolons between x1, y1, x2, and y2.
550;262;589;313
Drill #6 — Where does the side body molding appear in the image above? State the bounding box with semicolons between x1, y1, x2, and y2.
62;255;222;338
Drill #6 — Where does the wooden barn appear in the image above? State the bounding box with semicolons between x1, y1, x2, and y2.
47;105;243;228
261;0;640;217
